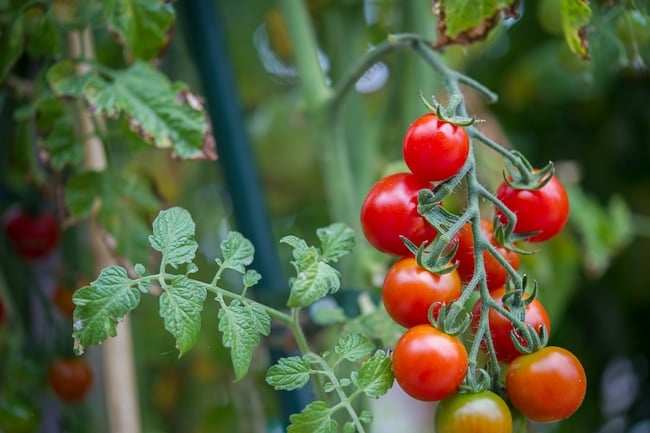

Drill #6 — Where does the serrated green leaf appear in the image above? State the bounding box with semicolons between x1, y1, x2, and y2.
243;269;261;288
438;0;514;38
149;207;197;268
0;14;24;83
105;0;175;61
159;275;207;356
265;356;311;391
359;410;373;424
352;351;394;399
219;232;254;273
343;422;355;433
334;333;375;362
317;223;355;264
561;0;591;60
217;298;271;381
287;401;337;433
42;121;83;170
323;382;335;393
72;266;141;354
48;61;213;159
65;171;104;218
287;260;340;308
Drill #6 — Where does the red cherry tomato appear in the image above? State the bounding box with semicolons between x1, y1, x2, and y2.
52;286;76;319
471;287;550;363
402;113;470;183
452;219;520;291
48;358;94;403
360;173;438;256
392;324;467;401
382;257;461;328
435;390;513;433
3;205;59;260
495;175;569;242
0;299;5;324
506;346;586;422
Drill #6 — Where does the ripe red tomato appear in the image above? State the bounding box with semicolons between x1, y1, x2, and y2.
506;346;586;422
435;390;513;433
495;175;569;242
0;299;5;324
48;358;94;403
3;205;59;260
402;113;470;183
382;257;461;328
452;219;520;291
52;285;76;319
360;173;438;256
471;287;550;363
392;324;467;401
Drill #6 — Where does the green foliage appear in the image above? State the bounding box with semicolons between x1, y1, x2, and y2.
560;0;592;59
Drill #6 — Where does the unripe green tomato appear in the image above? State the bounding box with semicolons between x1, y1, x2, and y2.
435;390;513;433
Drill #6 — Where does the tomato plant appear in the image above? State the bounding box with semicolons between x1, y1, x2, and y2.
452;219;520;290
360;172;439;256
495;175;570;242
434;390;512;433
402;113;470;183
391;324;467;401
472;287;551;363
47;358;94;403
3;205;59;260
382;256;461;328
506;346;587;422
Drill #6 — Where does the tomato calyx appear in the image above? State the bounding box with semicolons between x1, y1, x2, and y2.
500;279;549;356
420;92;477;127
502;151;554;190
431;301;472;336
492;220;537;255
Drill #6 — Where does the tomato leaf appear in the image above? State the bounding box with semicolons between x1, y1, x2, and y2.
217;297;271;381
149;207;198;269
72;266;141;355
159;275;207;357
105;0;175;61
434;0;519;48
265;356;312;391
317;223;355;264
282;233;342;308
216;232;255;273
560;0;592;60
23;6;62;58
287;401;338;433
351;351;394;399
0;14;24;83
47;60;215;160
334;333;375;362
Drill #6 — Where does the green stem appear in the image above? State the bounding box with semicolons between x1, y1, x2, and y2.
277;0;332;112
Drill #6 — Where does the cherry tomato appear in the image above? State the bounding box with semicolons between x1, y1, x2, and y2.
0;299;5;324
392;324;467;401
506;346;586;422
52;285;76;319
402;113;470;183
0;398;40;433
435;390;513;433
452;219;520;291
3;205;59;260
471;287;550;363
382;257;461;328
48;357;94;403
360;173;438;256
495;175;569;242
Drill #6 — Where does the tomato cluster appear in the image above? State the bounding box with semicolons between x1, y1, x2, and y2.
360;112;584;429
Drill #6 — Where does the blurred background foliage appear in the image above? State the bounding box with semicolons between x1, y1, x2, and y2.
1;0;649;432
